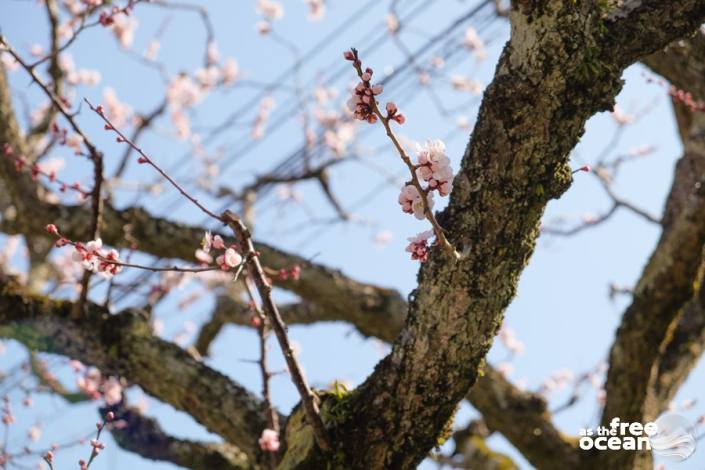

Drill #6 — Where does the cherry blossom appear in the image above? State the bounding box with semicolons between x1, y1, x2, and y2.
222;57;240;86
65;133;84;154
252;96;276;139
405;230;434;262
463;27;486;61
259;428;281;452
110;12;138;48
256;0;284;21
450;76;484;95
304;0;325;22
103;87;132;128
144;39;160;61
610;105;635;125
415;139;453;196
216;247;243;271
102;377;123;405
71;238;122;277
386;14;400;33
345;63;384;123
398;184;434;220
498;326;525;355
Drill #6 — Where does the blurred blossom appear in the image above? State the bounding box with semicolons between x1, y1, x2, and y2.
463;27;486;60
374;230;393;248
305;0;325;22
144;39;160;61
111;12;138;48
451;76;484;95
256;0;284;21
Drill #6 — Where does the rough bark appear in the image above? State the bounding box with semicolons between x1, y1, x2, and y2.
0;274;270;464
323;3;705;468
100;404;253;470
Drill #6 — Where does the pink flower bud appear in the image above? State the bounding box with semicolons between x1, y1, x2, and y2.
106;411;115;421
386;102;397;114
393;114;406;124
343;50;355;61
580;165;591;172
45;224;58;235
137;157;148;164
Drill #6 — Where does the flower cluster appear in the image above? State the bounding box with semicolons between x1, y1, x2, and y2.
201;231;243;271
73;239;122;277
46;225;123;277
397;140;453;224
398;184;434;220
668;85;705;113
344;51;385;123
259;428;280;452
344;48;457;261
405;230;434;262
415;139;453;196
73;362;124;405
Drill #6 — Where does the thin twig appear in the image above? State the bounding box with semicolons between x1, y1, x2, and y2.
244;278;279;469
222;210;331;452
84;99;224;223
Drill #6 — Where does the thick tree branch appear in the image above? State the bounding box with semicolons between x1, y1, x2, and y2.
322;3;705;468
0;275;273;463
600;135;705;469
100;404;253;470
468;367;579;469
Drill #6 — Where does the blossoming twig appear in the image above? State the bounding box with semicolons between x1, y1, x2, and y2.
83;101;330;451
46;225;221;276
244;278;280;468
222;210;331;452
345;48;459;260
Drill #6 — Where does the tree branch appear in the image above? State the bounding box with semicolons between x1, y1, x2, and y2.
100;403;253;470
0;274;274;463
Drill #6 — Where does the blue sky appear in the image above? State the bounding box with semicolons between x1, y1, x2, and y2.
1;1;703;469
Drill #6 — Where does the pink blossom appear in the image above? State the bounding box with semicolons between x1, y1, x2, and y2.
450;76;484;95
346;65;383;123
144;39;160;61
415;139;453;196
463;27;486;61
610;105;635;125
304;0;325;21
90;438;105;453
256;0;284;21
222;58;240;85
65;133;84;154
110;12;138;48
72;239;122;277
398;184;434;220
259;429;280;452
167;75;202;111
103;88;132;128
405;230;434;262
102;377;123;405
216;248;242;270
386;14;399;33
